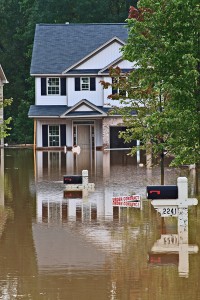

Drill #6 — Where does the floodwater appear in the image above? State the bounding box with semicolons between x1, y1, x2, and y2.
0;148;200;300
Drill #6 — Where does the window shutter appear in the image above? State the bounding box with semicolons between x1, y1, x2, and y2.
41;78;47;95
75;78;80;91
42;125;48;147
61;78;66;95
60;125;66;146
90;77;96;91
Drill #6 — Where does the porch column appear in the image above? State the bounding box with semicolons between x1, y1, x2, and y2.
102;118;110;149
102;117;123;149
34;119;37;150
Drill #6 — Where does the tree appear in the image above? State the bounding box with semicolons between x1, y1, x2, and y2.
0;98;12;140
106;0;200;172
0;0;135;144
12;100;33;145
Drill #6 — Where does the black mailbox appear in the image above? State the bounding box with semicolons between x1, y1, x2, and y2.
147;185;178;199
148;253;178;265
63;175;82;184
63;190;82;198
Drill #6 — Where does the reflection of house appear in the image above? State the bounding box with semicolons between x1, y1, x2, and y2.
0;65;8;147
35;150;104;181
0;65;7;206
28;23;136;150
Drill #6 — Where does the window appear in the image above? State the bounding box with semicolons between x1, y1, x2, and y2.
47;78;60;95
42;125;66;147
49;125;60;146
41;78;66;96
75;77;96;91
112;77;127;97
81;77;90;90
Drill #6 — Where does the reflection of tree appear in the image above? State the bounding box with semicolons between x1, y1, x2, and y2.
4;148;35;206
0;207;8;238
0;148;38;298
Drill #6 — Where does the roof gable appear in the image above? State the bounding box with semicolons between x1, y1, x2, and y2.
98;56;123;74
63;37;125;73
61;99;107;117
30;23;128;75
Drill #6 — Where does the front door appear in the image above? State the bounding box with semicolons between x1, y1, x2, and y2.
77;125;91;149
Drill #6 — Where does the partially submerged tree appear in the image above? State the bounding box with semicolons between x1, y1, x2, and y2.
104;0;200;169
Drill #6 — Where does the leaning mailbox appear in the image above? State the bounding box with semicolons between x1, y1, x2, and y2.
147;185;178;200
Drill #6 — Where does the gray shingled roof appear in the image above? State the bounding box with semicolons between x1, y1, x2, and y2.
28;105;111;118
28;105;68;117
30;23;128;75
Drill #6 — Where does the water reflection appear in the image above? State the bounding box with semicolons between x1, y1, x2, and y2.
0;148;200;299
0;148;6;241
0;149;4;206
149;207;198;278
34;150;199;277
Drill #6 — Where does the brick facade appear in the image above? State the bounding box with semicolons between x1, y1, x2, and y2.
102;116;123;148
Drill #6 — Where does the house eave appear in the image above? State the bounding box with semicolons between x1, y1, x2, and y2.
28;116;59;118
31;73;101;77
0;65;8;83
31;73;64;77
60;114;106;119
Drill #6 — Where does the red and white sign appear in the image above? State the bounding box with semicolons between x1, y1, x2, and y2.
112;195;141;208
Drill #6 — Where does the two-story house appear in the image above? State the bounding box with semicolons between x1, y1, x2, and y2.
28;23;135;150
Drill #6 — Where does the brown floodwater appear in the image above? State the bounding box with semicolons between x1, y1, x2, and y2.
0;148;200;300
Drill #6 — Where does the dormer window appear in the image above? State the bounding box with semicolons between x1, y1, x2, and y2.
47;78;60;95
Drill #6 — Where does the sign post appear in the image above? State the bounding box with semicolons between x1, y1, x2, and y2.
112;195;141;209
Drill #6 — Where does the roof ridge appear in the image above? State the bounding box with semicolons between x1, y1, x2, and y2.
37;23;126;26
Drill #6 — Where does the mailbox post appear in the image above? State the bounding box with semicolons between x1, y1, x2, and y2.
148;179;198;277
63;170;95;200
147;177;198;217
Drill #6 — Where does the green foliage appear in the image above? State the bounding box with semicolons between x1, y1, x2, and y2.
0;0;135;144
12;100;33;145
109;0;200;166
0;97;13;139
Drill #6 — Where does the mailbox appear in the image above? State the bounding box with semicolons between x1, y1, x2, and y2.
63;190;82;198
148;253;178;265
147;185;178;199
63;175;82;184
